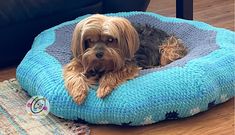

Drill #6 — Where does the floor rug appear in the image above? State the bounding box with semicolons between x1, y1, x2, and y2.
0;79;90;135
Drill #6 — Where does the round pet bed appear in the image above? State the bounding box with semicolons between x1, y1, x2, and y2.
16;12;235;126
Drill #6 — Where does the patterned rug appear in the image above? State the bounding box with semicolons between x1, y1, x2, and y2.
0;79;90;135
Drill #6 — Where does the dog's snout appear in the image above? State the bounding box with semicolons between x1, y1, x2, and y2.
96;51;104;58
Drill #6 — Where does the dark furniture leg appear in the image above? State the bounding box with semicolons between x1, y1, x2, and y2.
176;0;193;20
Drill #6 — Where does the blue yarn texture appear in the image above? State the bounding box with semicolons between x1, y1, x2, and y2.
16;12;235;126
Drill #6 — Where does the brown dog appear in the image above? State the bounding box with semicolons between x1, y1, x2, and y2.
63;14;187;105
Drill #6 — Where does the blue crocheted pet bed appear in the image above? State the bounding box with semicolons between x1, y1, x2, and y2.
16;12;235;126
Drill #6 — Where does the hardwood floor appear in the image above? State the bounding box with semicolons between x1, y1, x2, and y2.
0;0;234;134
0;66;16;81
148;0;234;30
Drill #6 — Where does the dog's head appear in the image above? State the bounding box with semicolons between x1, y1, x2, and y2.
71;14;139;77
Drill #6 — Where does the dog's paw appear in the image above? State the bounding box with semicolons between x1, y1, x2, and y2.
72;90;87;105
65;76;89;105
97;85;112;98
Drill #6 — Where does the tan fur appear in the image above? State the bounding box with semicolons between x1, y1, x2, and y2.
64;14;140;105
63;59;88;104
159;36;187;66
64;14;187;105
97;64;140;98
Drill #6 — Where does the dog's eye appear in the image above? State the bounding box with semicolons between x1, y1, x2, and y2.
87;39;95;43
87;39;92;43
107;38;114;43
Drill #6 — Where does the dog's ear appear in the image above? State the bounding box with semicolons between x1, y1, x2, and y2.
124;22;140;58
71;21;85;60
111;18;140;59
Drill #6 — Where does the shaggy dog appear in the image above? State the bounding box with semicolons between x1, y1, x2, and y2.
63;14;187;104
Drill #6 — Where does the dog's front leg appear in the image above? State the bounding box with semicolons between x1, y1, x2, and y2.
97;65;140;98
63;58;89;105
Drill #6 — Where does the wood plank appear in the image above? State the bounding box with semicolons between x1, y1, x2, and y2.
0;66;16;81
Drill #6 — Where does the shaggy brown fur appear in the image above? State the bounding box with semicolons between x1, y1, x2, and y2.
63;14;187;105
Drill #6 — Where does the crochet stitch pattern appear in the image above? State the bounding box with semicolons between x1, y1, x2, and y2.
16;12;235;126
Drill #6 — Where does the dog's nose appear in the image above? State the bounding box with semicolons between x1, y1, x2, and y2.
96;52;104;58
